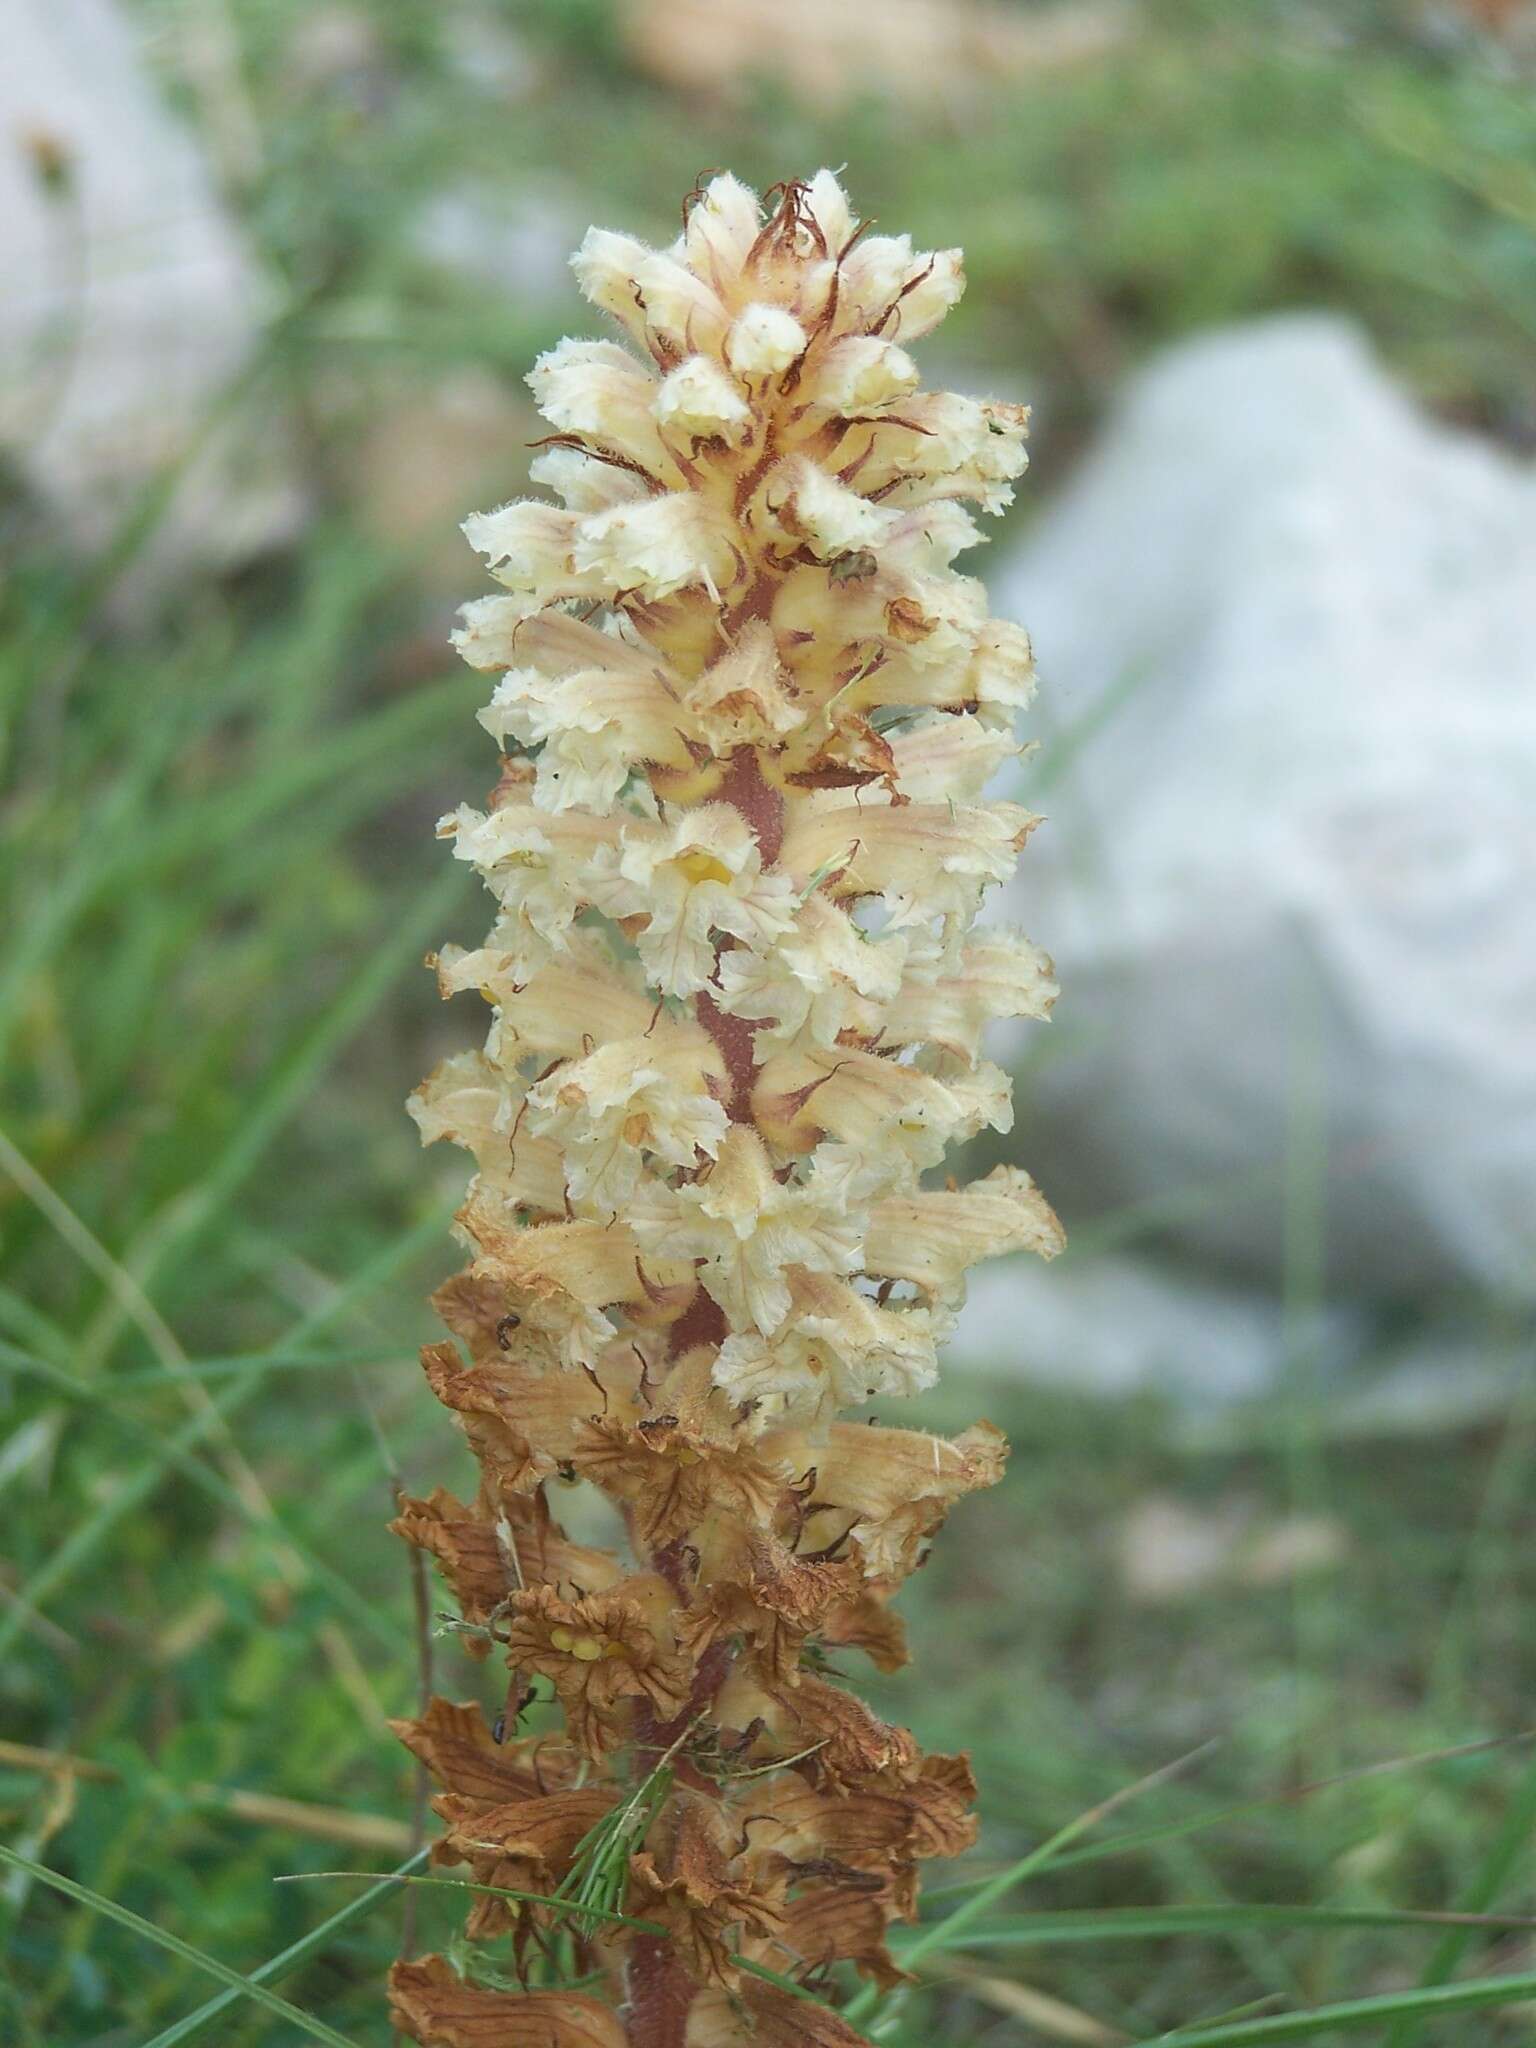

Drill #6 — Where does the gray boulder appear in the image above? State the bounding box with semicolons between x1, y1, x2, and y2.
0;0;302;586
995;316;1536;1305
955;1250;1364;1402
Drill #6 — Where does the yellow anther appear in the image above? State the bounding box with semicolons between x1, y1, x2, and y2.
570;1633;605;1663
673;850;733;886
549;1625;576;1653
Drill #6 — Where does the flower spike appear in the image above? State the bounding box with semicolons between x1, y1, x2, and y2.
390;171;1061;2048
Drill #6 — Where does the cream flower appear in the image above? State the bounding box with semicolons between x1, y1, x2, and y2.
681;621;804;753
439;796;622;971
715;894;906;1055
726;303;807;377
753;1044;1005;1168
525;1037;729;1210
863;392;1030;516
527;336;665;468
489;934;660;1059
478;664;690;814
571;227;729;357
571;491;737;603
879;926;1058;1063
762;454;896;560
461;500;601;605
713;1272;946;1431
655;354;752;443
864;1164;1066;1306
779;798;1038;929
595;804;797;998
450;593;539;671
407;1049;567;1219
681;172;761;289
813;334;919;413
884;711;1021;802
631;1125;861;1335
840;233;965;340
527;442;649;515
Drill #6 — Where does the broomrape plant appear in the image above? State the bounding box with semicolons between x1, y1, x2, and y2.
389;170;1062;2048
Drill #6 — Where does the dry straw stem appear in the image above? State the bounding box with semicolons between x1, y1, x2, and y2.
0;1738;415;1855
389;169;1059;2047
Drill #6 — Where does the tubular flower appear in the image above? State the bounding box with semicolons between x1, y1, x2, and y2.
390;172;1062;2048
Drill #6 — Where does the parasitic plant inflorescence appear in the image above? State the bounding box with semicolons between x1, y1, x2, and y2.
388;170;1062;2048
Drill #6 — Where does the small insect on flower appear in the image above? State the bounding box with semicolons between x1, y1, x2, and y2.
389;170;1060;2048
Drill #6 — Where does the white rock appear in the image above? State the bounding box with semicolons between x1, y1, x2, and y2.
955;1250;1363;1401
996;316;1536;1302
0;0;302;584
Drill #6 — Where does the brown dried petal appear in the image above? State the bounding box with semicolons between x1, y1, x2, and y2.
572;1415;782;1548
391;1489;509;1647
463;1206;696;1325
434;1784;619;1936
779;1877;910;1989
678;1533;864;1684
685;1981;873;2048
435;1786;618;1871
764;1671;919;1785
419;1343;549;1499
389;1696;575;1803
390;1955;627;2047
737;1744;976;1872
504;1582;691;1758
628;1792;786;1989
819;1589;909;1673
783;1417;1008;1583
418;1341;652;1505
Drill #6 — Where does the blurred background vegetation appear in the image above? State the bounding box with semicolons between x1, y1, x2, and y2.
3;1;1536;2042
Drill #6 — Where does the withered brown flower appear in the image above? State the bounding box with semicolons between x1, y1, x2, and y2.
627;1791;786;1990
389;1955;628;2045
503;1582;691;1757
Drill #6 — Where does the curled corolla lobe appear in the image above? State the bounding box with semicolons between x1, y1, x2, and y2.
391;171;1059;2046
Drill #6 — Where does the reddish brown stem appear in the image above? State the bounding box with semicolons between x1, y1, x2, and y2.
627;748;783;2045
696;748;784;1121
626;1934;697;2048
716;745;784;864
696;983;759;1123
667;1284;728;1358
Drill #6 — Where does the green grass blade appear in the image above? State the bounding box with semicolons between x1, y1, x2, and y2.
846;1744;1213;2025
11;1348;402;1653
0;1208;447;1664
922;1729;1536;1901
0;1380;262;1667
276;1867;669;1935
0;1844;360;2048
902;1900;1536;1951
140;1849;429;2048
1380;1742;1536;2048
1137;1967;1536;2043
7;1345;423;1390
89;871;460;1363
